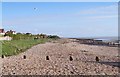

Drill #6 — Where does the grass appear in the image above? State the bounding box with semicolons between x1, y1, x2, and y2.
1;38;49;56
0;34;4;37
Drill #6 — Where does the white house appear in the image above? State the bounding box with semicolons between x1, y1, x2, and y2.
0;29;5;35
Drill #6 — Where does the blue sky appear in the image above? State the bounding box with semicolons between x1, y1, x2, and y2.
2;0;120;2
1;2;118;37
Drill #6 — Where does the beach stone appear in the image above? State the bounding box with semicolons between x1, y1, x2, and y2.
2;39;119;75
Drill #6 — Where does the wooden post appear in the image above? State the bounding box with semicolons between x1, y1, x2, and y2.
23;55;26;59
95;56;99;62
70;56;73;61
46;56;49;60
2;55;4;58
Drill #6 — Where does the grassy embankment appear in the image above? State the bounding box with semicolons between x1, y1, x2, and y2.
1;38;50;56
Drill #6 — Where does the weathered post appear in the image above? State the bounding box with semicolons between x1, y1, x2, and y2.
95;56;99;62
23;55;26;59
69;56;73;61
46;56;49;60
2;55;4;58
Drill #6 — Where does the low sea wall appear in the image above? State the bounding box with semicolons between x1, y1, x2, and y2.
0;36;12;41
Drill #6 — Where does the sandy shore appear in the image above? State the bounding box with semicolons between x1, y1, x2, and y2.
1;39;119;75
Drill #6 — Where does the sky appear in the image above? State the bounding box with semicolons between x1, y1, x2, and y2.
1;2;118;38
1;0;120;2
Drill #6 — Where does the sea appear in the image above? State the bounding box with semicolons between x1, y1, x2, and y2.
68;36;119;43
93;37;119;42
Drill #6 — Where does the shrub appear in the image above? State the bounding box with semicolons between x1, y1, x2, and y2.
47;35;60;39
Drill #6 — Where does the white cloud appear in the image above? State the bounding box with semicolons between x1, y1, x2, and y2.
80;4;117;15
79;4;118;19
87;15;118;19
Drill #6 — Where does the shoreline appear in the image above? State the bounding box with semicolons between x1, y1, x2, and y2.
68;38;119;47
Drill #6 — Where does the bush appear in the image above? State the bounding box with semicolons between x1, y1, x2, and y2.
47;35;60;39
4;32;60;40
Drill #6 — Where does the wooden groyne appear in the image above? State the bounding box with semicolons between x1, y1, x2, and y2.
72;38;119;47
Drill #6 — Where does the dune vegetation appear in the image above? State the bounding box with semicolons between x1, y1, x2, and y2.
1;33;60;57
1;39;48;56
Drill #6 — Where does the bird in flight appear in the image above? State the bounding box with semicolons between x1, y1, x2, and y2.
34;8;38;10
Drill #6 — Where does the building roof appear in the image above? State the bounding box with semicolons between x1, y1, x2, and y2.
0;29;5;33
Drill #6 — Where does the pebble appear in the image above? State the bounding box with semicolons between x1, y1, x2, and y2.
2;39;119;75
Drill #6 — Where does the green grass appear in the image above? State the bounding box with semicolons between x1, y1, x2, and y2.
1;39;48;56
0;34;4;37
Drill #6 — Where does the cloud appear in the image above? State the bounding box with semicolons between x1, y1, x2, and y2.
86;15;117;20
80;4;117;15
79;4;118;19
